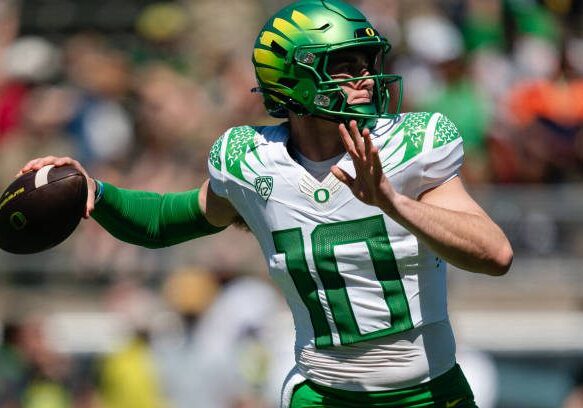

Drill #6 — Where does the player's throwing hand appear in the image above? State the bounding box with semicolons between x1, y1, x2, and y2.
17;156;96;219
331;120;398;211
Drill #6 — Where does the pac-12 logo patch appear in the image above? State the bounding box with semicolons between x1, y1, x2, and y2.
254;176;273;201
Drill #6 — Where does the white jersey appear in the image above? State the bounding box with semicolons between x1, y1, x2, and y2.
208;112;464;391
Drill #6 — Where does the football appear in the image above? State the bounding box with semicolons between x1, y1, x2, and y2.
0;165;87;254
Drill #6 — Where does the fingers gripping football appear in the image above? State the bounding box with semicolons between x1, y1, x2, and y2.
17;156;96;218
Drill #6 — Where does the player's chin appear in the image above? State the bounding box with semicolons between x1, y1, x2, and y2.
350;100;371;105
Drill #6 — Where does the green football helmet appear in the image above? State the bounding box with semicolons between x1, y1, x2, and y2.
252;0;402;127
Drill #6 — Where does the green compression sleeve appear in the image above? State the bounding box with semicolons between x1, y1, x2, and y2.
91;182;226;249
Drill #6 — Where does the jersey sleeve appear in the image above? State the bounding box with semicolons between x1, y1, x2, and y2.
410;114;464;198
207;129;231;198
207;125;268;200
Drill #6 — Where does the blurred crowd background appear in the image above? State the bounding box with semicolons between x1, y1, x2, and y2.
1;0;583;407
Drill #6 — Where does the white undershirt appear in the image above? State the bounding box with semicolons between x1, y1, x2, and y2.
295;320;456;392
289;148;344;182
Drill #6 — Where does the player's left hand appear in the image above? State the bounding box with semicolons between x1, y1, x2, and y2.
17;156;96;219
331;120;399;210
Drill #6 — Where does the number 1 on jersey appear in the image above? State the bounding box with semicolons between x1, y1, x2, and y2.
273;215;413;348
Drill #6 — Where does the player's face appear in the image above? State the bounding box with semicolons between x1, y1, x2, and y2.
327;49;376;105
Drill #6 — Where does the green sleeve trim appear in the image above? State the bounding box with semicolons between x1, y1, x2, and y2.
91;183;225;249
433;114;461;148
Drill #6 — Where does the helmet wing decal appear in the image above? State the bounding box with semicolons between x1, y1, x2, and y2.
290;10;314;28
273;17;301;39
259;31;292;52
253;49;285;70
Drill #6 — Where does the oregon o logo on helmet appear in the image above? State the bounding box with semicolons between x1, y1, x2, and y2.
9;212;27;231
365;27;375;37
314;189;330;203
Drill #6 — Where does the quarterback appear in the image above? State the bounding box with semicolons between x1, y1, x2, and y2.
20;0;513;407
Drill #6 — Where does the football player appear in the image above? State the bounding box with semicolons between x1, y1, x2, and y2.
19;1;513;407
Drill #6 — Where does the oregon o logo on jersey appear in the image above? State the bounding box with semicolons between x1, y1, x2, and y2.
255;176;273;201
313;188;330;203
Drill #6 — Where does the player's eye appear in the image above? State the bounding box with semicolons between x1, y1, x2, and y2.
328;60;368;77
328;62;352;76
326;49;378;77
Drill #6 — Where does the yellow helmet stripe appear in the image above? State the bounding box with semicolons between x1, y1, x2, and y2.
253;49;285;69
256;66;285;84
260;30;292;49
273;17;300;38
290;10;313;29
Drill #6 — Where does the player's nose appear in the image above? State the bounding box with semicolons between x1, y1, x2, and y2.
355;75;374;90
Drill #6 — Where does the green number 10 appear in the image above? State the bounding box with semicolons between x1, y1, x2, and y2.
273;215;413;348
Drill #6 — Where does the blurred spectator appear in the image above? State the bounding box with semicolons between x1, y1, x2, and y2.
3;313;102;408
134;2;191;73
0;83;77;194
185;0;264;80
457;347;499;408
505;0;561;46
494;33;583;183
462;0;505;52
0;28;78;190
481;0;583;183
0;0;25;143
0;321;27;406
191;272;294;408
211;53;271;129
151;268;294;408
133;62;212;168
0;0;19;52
150;267;221;408
63;33;134;168
17;315;73;408
0;80;27;142
4;36;61;84
356;0;400;49
406;13;494;182
98;280;167;408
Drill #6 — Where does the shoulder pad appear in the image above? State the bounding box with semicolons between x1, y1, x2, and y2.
395;112;434;155
209;134;225;171
379;112;436;173
433;114;461;148
209;126;267;186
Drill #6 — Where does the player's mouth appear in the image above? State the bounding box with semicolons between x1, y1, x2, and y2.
347;90;372;105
